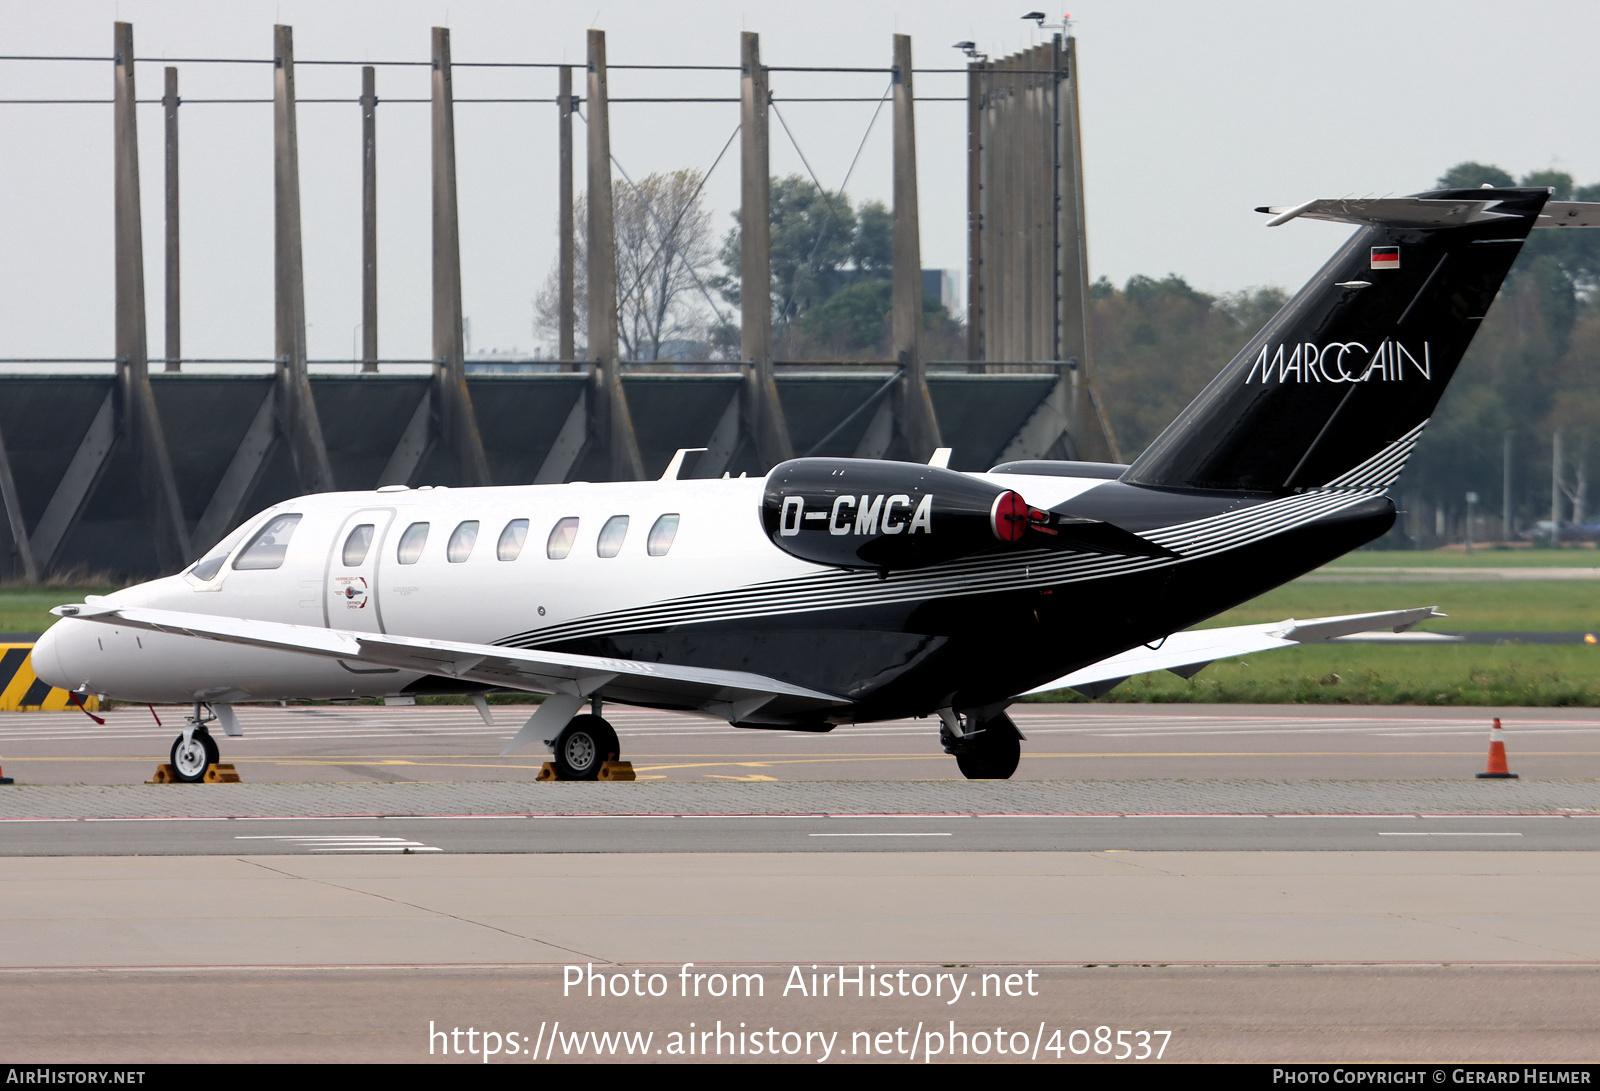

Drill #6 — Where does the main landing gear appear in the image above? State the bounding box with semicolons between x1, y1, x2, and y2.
940;709;1024;780
169;702;221;783
550;710;621;781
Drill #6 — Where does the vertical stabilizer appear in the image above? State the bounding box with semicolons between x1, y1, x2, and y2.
1124;188;1551;494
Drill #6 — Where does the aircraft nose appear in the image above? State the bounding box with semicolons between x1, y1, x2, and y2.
30;621;82;692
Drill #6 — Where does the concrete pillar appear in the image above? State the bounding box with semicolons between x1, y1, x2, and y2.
431;26;491;486
272;25;336;494
1056;36;1092;377
163;66;180;372
361;65;377;370
740;31;793;469
586;29;644;480
0;422;38;582
115;22;191;570
966;60;985;369
558;65;576;365
890;34;941;462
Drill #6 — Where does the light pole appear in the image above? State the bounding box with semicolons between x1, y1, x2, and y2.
1465;491;1478;553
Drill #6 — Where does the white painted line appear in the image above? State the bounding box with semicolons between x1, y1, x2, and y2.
1377;832;1524;837
807;832;953;837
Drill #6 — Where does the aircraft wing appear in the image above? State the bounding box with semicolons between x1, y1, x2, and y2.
1020;607;1443;698
49;603;848;726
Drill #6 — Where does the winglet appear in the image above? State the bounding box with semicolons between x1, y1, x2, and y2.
660;448;708;481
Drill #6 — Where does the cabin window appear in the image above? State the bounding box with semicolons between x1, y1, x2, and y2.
547;517;579;559
647;514;680;557
342;524;375;567
597;515;630;558
497;518;529;561
446;520;479;563
231;514;302;571
396;522;429;565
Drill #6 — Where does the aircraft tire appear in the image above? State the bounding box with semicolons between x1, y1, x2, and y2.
953;721;1020;780
553;715;619;780
170;728;219;784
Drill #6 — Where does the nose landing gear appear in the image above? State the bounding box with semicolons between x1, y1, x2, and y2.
940;709;1024;780
168;703;221;783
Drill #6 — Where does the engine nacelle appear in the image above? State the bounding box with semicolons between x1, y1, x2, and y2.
762;458;1040;571
761;458;1179;571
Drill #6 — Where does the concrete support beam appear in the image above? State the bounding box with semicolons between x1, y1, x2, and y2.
889;34;941;462
115;23;191;572
192;391;277;553
533;389;589;485
163;66;180;372
558;64;576;366
585;29;643;481
361;65;377;371
431;27;491;487
739;32;793;470
0;420;38;582
965;61;985;369
273;25;336;495
1056;36;1118;462
29;392;115;572
378;390;433;488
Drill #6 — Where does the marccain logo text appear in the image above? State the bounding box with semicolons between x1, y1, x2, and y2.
1245;340;1431;384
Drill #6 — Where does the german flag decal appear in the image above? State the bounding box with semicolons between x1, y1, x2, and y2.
0;643;99;712
1371;246;1400;270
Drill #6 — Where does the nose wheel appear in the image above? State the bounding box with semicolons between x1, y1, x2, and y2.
170;726;219;783
168;702;222;783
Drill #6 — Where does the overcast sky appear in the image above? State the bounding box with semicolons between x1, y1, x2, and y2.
3;1;1597;362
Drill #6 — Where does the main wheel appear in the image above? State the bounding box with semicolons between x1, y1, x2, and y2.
952;714;1021;780
170;728;219;783
552;715;619;780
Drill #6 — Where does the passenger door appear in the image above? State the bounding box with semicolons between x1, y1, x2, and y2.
325;509;396;634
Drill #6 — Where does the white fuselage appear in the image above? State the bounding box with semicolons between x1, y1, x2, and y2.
33;472;1104;706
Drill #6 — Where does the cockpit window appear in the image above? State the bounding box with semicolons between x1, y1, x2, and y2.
447;521;479;563
231;514;303;571
190;522;252;581
647;514;680;557
342;524;375;567
396;522;429;565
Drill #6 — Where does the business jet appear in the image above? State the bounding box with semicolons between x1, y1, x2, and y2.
33;187;1598;781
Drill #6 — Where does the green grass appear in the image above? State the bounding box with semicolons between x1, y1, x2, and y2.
1199;580;1599;632
5;571;1596;706
1326;547;1599;567
1026;642;1600;706
0;587;120;636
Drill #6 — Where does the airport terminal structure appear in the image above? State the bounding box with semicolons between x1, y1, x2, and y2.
0;24;1116;580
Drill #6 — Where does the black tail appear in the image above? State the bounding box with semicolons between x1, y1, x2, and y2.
1123;187;1550;494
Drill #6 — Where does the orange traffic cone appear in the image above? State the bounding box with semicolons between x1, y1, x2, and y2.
1475;717;1518;779
0;759;11;785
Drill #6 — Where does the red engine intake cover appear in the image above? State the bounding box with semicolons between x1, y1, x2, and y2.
990;490;1029;542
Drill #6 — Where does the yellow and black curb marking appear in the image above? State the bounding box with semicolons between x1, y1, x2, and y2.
0;643;100;712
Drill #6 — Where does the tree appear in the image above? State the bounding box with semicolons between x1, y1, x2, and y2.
534;168;722;361
715;175;959;358
716;176;894;341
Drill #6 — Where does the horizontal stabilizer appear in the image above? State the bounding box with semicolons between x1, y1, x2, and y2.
1256;197;1521;228
1020;606;1443;698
